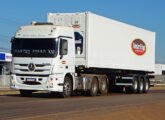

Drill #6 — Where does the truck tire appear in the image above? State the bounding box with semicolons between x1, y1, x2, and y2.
131;76;138;93
60;76;72;98
137;76;144;94
20;90;32;97
99;76;108;95
126;76;138;94
89;77;98;96
143;77;149;93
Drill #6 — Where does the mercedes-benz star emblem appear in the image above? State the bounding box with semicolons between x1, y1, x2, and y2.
28;63;35;71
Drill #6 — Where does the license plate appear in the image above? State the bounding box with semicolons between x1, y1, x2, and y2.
26;78;36;82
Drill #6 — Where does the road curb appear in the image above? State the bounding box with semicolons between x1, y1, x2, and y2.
0;91;19;96
0;90;49;96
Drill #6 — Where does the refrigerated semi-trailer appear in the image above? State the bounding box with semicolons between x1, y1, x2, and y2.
10;12;155;97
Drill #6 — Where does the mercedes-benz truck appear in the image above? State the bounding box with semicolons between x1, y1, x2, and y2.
10;12;155;97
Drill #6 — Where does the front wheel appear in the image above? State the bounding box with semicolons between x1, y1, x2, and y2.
60;76;72;98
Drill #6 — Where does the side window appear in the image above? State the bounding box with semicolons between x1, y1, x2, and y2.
162;71;165;75
60;39;68;55
74;32;83;55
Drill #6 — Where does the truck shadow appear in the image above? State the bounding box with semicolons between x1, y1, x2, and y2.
4;91;127;99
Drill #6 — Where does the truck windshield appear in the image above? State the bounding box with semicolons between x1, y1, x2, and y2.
12;38;57;57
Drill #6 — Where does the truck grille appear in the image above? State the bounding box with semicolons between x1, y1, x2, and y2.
23;81;41;85
14;63;51;74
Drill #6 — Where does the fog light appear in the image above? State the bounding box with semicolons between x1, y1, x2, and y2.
11;80;15;84
47;80;53;88
10;76;15;86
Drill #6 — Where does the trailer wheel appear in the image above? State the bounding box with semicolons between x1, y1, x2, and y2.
20;90;32;97
137;76;144;94
143;77;149;93
89;77;98;96
131;76;138;93
99;76;108;95
60;76;72;98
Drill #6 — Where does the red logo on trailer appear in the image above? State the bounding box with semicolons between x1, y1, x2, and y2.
131;39;146;56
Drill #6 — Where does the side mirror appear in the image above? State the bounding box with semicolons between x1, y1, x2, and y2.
11;37;15;54
60;39;68;59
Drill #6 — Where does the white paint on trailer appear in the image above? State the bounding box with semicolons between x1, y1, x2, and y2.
48;12;155;72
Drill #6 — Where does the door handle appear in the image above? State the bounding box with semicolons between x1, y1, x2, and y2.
66;66;68;69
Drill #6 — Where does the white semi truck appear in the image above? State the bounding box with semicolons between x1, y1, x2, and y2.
10;12;155;97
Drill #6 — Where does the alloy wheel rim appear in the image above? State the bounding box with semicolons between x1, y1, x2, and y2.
133;80;138;90
92;82;97;93
140;81;143;91
64;81;71;95
145;82;149;90
101;80;106;91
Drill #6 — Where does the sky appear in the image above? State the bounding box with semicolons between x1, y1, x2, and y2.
0;0;165;63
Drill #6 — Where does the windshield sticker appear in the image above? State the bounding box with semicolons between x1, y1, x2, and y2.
14;49;30;54
14;49;56;55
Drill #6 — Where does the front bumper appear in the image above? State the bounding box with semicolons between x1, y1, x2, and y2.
10;74;64;92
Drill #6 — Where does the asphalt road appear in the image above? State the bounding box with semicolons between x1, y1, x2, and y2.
0;88;165;120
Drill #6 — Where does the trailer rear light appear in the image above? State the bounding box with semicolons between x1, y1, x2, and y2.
56;78;58;80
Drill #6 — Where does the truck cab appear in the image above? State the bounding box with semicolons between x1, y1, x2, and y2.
10;23;76;97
